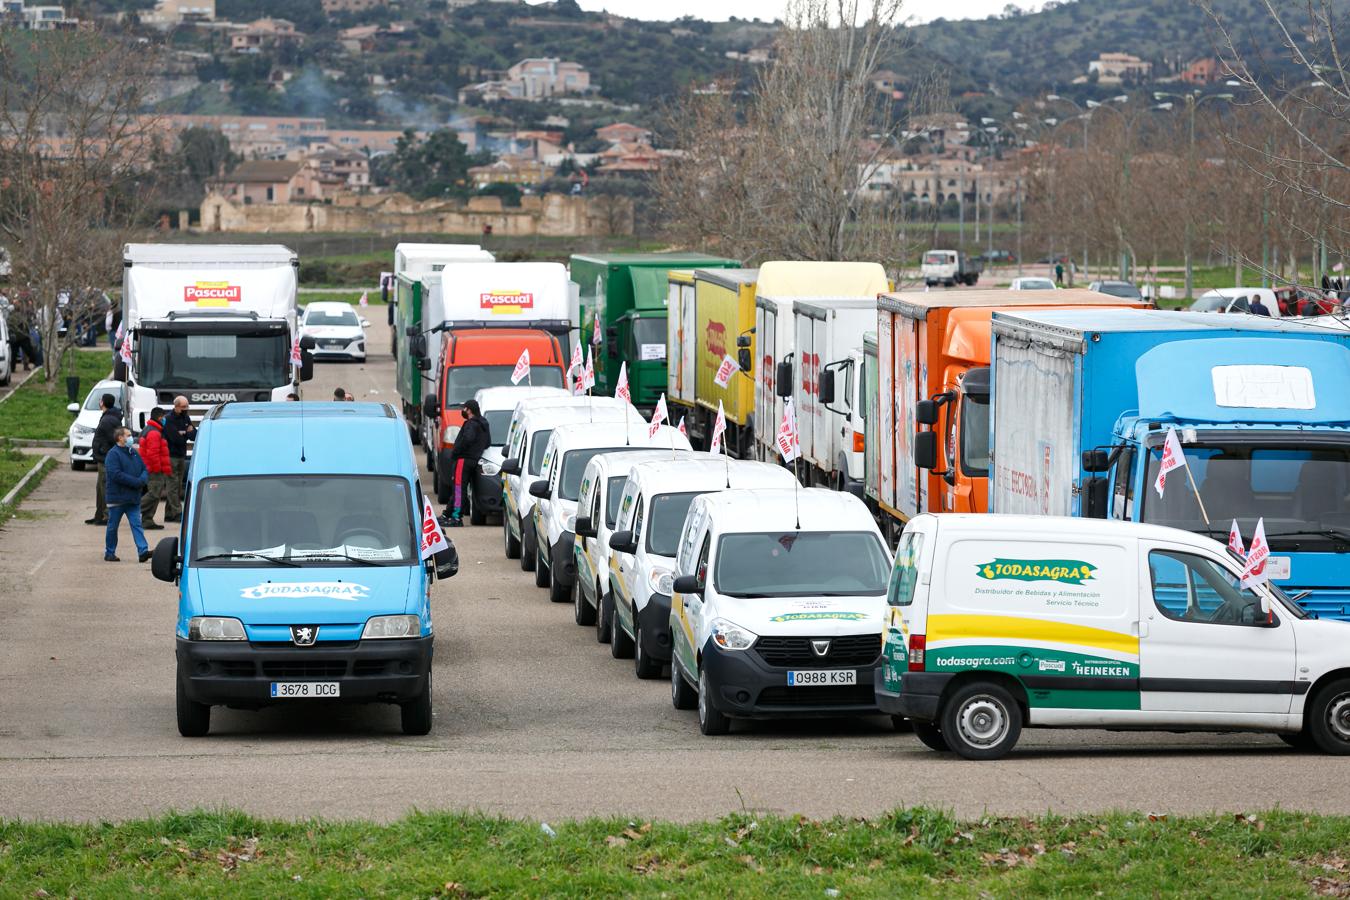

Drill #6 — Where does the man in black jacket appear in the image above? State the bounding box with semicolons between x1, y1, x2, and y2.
163;395;196;522
440;399;490;528
84;393;122;526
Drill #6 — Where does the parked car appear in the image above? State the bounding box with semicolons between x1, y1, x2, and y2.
1088;280;1143;301
1009;277;1057;291
66;378;126;470
977;250;1016;265
0;308;10;386
1192;288;1281;317
299;301;369;361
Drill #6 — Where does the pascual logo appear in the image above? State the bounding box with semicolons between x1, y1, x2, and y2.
480;291;534;313
190;392;238;404
705;321;727;362
240;582;369;601
976;558;1097;585
184;281;241;307
1038;658;1066;672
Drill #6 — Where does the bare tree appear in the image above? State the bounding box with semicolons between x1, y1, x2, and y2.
0;28;163;385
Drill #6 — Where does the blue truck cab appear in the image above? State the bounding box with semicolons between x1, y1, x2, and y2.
989;309;1350;618
151;402;458;737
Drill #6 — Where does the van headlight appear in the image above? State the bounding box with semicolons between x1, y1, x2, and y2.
362;615;421;639
711;617;756;651
648;567;674;595
443;425;460;444
479;460;500;476
189;617;246;641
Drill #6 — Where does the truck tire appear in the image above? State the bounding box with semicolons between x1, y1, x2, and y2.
176;678;210;738
671;655;697;710
408;419;420;446
939;682;1022;760
697;667;731;736
400;671;433;736
503;515;521;559
72;460;85;471
1307;678;1350;755
1279;731;1318;751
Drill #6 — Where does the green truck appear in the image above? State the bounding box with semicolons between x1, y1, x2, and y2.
570;252;739;414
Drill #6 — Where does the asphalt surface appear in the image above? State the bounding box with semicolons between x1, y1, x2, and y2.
1;320;1346;825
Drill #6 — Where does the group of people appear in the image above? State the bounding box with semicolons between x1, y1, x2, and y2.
86;395;195;562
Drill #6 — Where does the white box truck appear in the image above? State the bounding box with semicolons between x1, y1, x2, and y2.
119;244;307;432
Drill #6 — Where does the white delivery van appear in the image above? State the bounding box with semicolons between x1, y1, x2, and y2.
669;488;894;735
529;421;692;603
472;385;569;525
875;514;1350;760
608;457;800;679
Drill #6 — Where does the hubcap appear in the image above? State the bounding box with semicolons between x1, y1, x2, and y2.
1329;694;1350;742
958;696;1008;748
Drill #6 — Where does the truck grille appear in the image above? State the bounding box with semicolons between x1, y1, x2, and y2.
757;684;877;707
753;634;881;668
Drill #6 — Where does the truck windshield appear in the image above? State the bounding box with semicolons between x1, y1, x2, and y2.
630;317;667;360
924;252;952;265
961;395;990;477
1141;441;1350;552
646;491;702;556
560;448;624;501
444;365;564;408
714;531;890;597
191;475;415;565
138;332;287;390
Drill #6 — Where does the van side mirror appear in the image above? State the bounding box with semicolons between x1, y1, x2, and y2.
737;348;751;372
1082;449;1110;473
575;516;595;538
1082;476;1109;519
422;395;440;420
151;536;180;583
818;369;836;405
775;361;792;399
673;574;702;596
500;457;521;476
300;351;314;383
67;402;80;414
529;479;550;499
915;399;938;426
609;529;636;554
360;318;370;328
914;431;938;470
433;542;459;579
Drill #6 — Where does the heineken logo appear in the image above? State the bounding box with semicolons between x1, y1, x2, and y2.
976;559;1097;585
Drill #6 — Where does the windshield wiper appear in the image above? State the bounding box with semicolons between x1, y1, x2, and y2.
196;552;298;567
286;552;398;567
1267;527;1350;546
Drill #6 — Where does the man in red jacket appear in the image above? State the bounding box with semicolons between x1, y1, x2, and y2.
139;407;172;531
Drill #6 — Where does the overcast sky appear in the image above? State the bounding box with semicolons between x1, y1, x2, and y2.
534;1;1038;24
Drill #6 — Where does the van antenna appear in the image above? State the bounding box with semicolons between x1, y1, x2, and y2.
723;430;731;490
793;457;801;530
298;395;306;463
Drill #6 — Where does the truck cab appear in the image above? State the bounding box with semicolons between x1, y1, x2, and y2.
921;250;981;288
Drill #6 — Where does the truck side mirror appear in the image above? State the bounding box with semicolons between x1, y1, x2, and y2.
300;351;314;383
575;516;595;538
417;357;431;372
775;361;792;399
673;574;702;596
410;334;427;358
299;335;316;351
609;529;636;554
433;542;459;579
500;457;521;476
151;536;180;583
915;399;938;426
406;325;419;337
528;479;550;499
818;369;836;405
737;348;751;372
914;431;938;470
1082;476;1109;519
735;334;751;348
113;359;128;382
1082;449;1110;472
422;395;439;420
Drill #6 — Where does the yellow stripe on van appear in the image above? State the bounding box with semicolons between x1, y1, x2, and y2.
927;614;1138;657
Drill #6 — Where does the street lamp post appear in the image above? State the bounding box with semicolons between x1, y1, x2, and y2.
1047;94;1128;283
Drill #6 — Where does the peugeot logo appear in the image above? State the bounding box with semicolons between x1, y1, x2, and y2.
290;625;319;646
810;639;831;657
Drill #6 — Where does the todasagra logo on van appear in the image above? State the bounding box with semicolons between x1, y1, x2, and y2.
975;559;1097;585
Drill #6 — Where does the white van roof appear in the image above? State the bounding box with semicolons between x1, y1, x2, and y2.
518;404;639;434
475;385;568;413
626;457;800;495
513;394;634;419
549;421;693;453
696;487;876;534
584;448;688;480
911;512;1227;553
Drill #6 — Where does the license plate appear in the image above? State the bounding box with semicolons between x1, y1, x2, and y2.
270;682;340;698
786;669;856;687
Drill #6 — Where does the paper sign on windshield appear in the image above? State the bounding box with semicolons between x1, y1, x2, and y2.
1212;365;1315;410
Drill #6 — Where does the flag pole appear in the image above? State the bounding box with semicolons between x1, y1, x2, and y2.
1183;464;1211;527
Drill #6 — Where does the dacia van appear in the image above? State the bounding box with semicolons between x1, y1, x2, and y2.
498;397;637;565
608;457;799;679
151;402;458;738
875;514;1350;760
529;421;691;602
669;488;893;735
471;385;568;525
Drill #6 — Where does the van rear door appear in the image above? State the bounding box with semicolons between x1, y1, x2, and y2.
880;516;936;694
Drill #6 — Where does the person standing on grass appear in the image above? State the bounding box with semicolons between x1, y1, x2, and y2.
138;407;171;530
439;399;489;528
163;396;195;523
85;392;122;526
103;427;150;563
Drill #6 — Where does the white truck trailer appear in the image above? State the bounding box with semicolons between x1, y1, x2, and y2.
791;298;873;492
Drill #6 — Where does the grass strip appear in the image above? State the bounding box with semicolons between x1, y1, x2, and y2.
0;444;53;516
1;808;1347;897
0;350;112;441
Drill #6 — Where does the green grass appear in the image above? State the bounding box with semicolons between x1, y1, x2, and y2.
0;350;112;441
0;442;51;510
299;290;386;306
1;808;1348;897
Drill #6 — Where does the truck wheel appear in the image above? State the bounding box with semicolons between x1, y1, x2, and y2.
176;678;210;738
912;720;950;752
939;682;1022;760
634;613;661;679
503;515;521;559
534;542;550;588
596;583;612;643
520;518;536;571
671;655;697;710
400;671;433;736
1308;678;1350;755
609;598;634;659
697;668;731;736
573;576;596;626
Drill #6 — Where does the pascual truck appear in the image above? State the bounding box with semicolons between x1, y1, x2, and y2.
119;244;309;433
989;308;1350;619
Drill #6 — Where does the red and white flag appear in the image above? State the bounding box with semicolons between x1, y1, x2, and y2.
569;341;583;375
419;494;449;560
1152;427;1187;498
358;291;369;308
1241;517;1270;588
289;335;302;372
119;333;133;366
615;361;631;402
710;400;727;455
776;398;801;464
583;347;596;392
648;393;668;439
676;415;687;437
510;347;531;385
1228;520;1246;558
591;307;602;346
713;354;737;389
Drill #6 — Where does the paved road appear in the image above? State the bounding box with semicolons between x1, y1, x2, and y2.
1;324;1346;824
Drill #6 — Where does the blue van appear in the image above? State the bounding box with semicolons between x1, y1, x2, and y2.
151;402;458;737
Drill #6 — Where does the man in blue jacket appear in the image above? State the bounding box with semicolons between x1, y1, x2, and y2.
104;427;151;563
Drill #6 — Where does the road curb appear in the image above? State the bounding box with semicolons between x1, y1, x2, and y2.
0;366;41;406
1;454;53;509
8;438;65;448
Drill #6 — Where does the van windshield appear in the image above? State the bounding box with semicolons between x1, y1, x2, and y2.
191;475;416;565
714;531;890;597
445;366;563;408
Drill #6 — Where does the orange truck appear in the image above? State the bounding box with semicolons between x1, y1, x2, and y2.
871;289;1148;540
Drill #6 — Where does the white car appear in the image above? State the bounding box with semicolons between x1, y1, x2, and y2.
528;420;691;603
607;457;800;679
470;385;569;526
0;308;11;386
1009;277;1057;291
299;302;369;361
1192;288;1282;317
66;378;125;470
668;488;893;735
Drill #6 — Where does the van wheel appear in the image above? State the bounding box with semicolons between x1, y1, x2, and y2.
940;683;1021;760
176;678;210;738
400;671;433;736
503;515;521;559
573;577;595;626
610;598;634;659
697;668;731;736
548;564;569;603
911;720;949;752
1308;678;1350;755
1279;731;1318;752
435;467;450;505
891;715;913;733
596;584;612;643
534;542;550;588
521;518;536;571
72;460;85;471
634;613;661;679
469;489;487;526
671;656;697;710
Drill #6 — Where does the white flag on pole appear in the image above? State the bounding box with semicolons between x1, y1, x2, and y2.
677;416;687;437
710;400;727;454
288;335;301;372
583;347;596;392
713;354;737;388
648;393;668;438
1152;427;1187;498
1227;520;1246;558
419;494;449;560
358;291;369;308
510;348;531;385
119;333;134;366
615;361;631;402
1241;517;1271;588
776;398;801;463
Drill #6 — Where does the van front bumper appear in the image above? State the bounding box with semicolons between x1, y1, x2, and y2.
702;641;881;720
175;636;432;707
637;593;673;661
873;669;949;722
548;531;576;586
473;470;503;512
